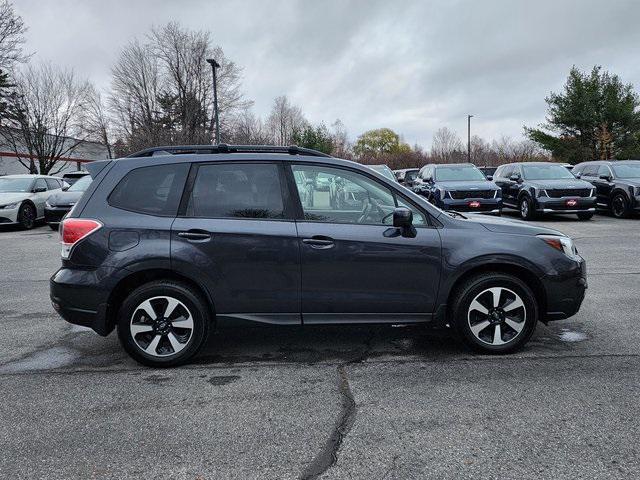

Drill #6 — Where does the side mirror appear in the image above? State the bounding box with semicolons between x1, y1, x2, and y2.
599;174;612;181
486;175;493;181
574;173;581;179
392;207;416;238
509;173;522;183
62;185;70;191
33;187;46;193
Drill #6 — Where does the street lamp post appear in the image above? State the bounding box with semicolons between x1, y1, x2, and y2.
467;114;473;163
206;58;221;145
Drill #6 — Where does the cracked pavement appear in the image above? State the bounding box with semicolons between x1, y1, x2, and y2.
0;213;639;479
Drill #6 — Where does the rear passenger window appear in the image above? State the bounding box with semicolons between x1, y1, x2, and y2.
45;178;59;190
186;163;285;219
109;163;189;216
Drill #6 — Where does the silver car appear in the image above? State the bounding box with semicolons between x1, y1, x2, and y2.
0;175;65;229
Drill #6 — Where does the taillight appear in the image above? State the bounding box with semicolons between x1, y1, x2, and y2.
60;218;102;259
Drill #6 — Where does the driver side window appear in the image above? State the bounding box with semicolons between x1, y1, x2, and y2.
291;165;426;226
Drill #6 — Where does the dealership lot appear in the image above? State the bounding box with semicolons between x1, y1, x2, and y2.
0;214;639;479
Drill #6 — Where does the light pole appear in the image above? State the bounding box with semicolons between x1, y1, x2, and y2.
467;114;473;163
206;58;221;144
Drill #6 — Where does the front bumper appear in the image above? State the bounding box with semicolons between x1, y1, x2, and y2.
536;196;596;213
439;197;502;214
44;206;72;225
50;266;123;336
0;205;20;224
543;255;587;321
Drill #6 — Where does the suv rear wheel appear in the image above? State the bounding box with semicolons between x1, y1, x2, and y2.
117;281;210;367
452;273;538;353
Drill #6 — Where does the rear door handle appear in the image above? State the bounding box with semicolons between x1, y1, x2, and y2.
177;230;211;241
302;236;335;249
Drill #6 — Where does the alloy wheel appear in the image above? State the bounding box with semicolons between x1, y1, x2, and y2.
467;287;526;346
21;204;35;229
612;195;626;218
130;296;194;357
520;199;529;218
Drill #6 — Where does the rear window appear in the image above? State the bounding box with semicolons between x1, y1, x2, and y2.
109;163;189;216
186;163;285;219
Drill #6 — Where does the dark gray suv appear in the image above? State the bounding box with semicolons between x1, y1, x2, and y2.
50;145;587;367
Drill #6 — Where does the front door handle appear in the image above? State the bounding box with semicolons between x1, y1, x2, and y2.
302;236;335;249
177;230;211;241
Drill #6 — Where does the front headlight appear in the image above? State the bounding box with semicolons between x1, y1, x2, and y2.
438;188;449;199
538;234;579;260
0;202;19;209
45;201;53;208
536;189;548;198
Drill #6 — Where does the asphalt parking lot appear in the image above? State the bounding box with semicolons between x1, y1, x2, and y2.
0;213;639;479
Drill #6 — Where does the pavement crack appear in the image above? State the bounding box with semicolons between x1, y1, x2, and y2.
299;363;357;480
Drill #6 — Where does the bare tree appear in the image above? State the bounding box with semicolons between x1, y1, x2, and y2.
226;108;271;145
2;63;91;174
82;86;114;158
0;0;30;69
110;22;251;154
431;127;465;163
267;95;307;145
330;119;352;158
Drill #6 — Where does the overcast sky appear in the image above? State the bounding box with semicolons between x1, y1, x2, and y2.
12;0;640;147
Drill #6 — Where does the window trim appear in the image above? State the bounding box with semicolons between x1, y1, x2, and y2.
177;160;295;221
285;162;435;228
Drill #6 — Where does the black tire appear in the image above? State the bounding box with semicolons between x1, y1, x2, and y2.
451;273;538;354
117;280;211;367
518;195;536;220
17;202;36;230
577;212;594;221
611;192;631;219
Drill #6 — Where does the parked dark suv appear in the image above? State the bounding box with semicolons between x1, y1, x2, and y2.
494;162;596;220
50;145;587;367
572;160;640;218
413;163;502;214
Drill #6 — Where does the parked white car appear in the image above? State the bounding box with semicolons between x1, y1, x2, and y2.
0;174;66;229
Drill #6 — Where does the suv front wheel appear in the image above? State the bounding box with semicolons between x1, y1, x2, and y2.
452;273;538;353
117;281;210;367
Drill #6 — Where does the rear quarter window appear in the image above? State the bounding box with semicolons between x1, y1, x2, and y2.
108;163;190;216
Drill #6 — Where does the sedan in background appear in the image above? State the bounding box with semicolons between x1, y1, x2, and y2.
62;170;90;186
493;162;596;220
0;175;65;229
45;174;92;230
413;163;502;214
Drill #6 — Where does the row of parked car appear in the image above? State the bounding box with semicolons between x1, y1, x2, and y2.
392;160;640;220
0;171;91;229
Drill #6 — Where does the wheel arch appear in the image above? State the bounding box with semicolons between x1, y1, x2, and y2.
445;262;547;323
105;268;216;334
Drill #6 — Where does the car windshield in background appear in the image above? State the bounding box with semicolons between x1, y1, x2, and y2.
435;166;486;182
370;165;396;181
0;178;32;192
612;163;640;178
522;164;575;180
67;175;92;192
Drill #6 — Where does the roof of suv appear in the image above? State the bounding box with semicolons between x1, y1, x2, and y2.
127;144;332;158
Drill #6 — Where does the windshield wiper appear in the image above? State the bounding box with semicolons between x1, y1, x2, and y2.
446;210;468;219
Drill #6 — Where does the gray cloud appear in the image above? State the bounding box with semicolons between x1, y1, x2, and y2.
12;0;640;146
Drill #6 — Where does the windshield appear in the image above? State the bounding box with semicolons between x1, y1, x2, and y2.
612;163;640;178
435;165;486;182
0;178;33;193
68;175;92;192
522;164;575;180
370;165;396;181
405;170;418;181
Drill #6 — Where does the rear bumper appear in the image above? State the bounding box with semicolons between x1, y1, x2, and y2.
543;256;587;321
50;266;122;336
44;206;71;225
535;196;596;213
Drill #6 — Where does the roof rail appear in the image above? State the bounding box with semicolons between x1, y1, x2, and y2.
126;144;332;158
